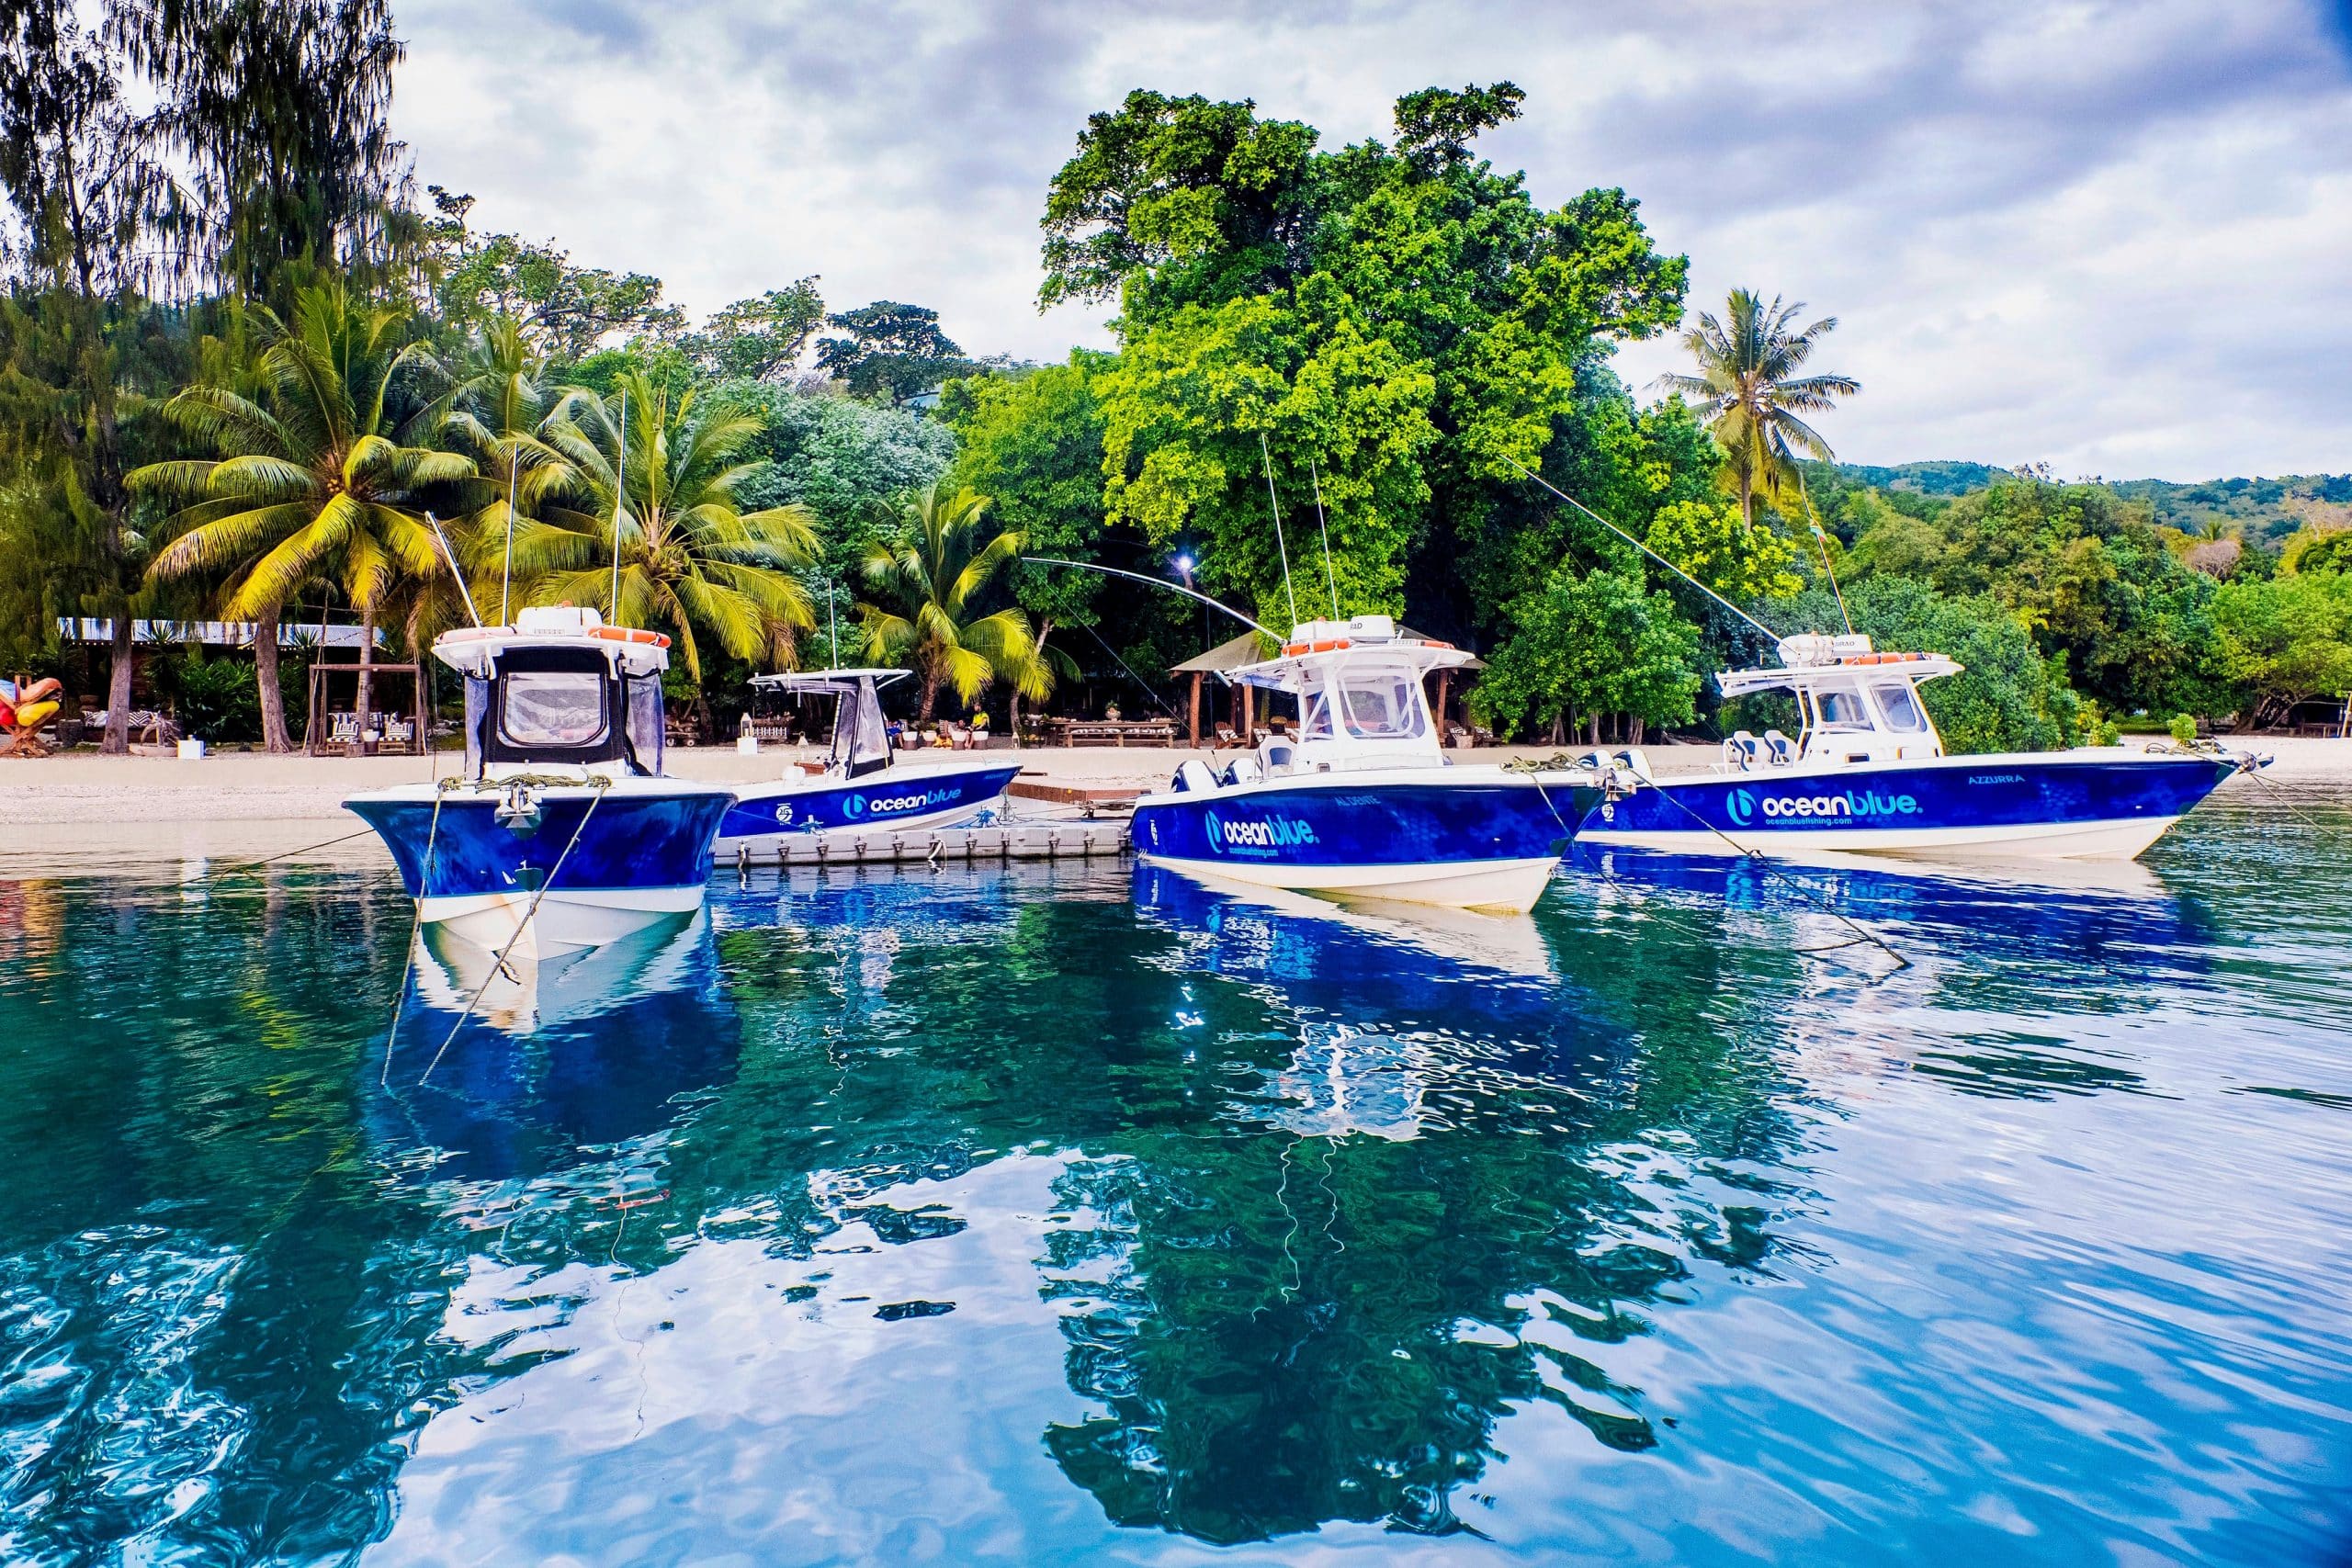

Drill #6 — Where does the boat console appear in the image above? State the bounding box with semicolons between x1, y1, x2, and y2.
1715;634;1961;772
435;605;673;780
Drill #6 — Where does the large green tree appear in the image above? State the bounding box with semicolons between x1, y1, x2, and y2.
111;0;409;299
1039;84;1690;638
1469;564;1701;744
1655;288;1860;528
1840;473;2235;719
2212;571;2352;728
1780;576;2080;751
815;300;977;405
423;187;687;358
134;281;469;747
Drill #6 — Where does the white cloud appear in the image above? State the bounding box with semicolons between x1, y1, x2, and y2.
392;0;2352;479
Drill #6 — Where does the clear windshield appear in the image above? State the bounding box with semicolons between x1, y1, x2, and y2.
1871;681;1929;734
1336;672;1428;739
502;671;608;748
626;673;665;773
1812;686;1871;731
1299;692;1335;740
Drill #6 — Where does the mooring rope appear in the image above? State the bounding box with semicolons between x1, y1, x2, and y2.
1510;749;1908;968
228;826;379;872
418;777;614;1082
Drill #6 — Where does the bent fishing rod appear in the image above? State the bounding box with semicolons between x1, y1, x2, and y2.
1497;455;1788;647
1021;557;1280;640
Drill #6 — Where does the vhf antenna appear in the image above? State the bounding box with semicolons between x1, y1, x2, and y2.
499;441;518;626
607;389;628;621
1258;429;1301;629
1306;454;1340;619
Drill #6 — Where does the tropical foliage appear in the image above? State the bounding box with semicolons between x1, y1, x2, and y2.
136;282;470;744
857;484;1046;719
1;31;2344;751
1656;289;1859;526
513;372;820;681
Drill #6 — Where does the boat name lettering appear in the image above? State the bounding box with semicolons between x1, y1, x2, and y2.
846;785;962;818
1966;773;2026;785
1731;787;1922;824
1204;811;1319;855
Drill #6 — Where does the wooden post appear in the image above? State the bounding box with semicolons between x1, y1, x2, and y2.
1240;684;1254;742
1433;671;1451;732
1188;672;1202;748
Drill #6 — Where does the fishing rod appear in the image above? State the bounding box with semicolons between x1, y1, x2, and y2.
1498;455;1786;646
1021;557;1280;640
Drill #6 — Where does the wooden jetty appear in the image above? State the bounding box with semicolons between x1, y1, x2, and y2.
733;818;1133;870
1006;778;1143;815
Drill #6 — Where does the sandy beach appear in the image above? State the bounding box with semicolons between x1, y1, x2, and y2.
0;734;2339;867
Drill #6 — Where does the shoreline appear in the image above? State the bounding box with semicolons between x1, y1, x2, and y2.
0;738;2342;869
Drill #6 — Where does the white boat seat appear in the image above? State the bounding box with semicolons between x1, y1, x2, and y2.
1724;730;1760;771
1172;759;1219;794
1613;747;1655;784
1763;729;1797;766
1225;756;1263;787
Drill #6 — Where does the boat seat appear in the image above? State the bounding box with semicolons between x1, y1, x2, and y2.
1724;730;1761;771
1171;759;1219;794
1763;729;1797;766
1259;739;1296;773
1224;756;1263;787
1613;747;1656;784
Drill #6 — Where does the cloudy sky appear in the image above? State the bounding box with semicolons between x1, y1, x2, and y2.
395;0;2352;481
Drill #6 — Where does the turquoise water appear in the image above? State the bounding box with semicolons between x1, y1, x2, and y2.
1;793;2348;1564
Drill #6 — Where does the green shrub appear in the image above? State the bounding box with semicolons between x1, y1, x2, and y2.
2168;713;2199;745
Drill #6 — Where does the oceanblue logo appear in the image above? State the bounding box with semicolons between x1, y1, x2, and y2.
1739;788;1923;825
847;785;959;820
1206;813;1318;856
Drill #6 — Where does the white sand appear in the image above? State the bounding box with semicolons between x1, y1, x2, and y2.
0;735;2336;876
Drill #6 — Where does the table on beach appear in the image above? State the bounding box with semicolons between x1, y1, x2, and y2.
1034;716;1179;747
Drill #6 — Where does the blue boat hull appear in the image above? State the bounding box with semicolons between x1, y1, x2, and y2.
1131;775;1593;910
349;790;733;900
716;762;1023;848
1579;754;2241;860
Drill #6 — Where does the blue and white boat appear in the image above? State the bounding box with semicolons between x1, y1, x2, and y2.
713;668;1023;856
1576;633;2260;861
1129;615;1604;913
346;606;736;955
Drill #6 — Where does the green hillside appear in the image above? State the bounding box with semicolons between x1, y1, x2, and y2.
1827;463;2352;547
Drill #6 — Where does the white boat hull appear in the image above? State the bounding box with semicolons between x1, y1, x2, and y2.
1578;814;2187;862
1137;852;1560;913
416;885;708;956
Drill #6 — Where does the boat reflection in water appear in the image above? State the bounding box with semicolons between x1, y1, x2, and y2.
1134;863;1567;1142
372;909;739;1188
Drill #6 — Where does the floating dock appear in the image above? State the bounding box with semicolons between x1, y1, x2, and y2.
732;818;1134;869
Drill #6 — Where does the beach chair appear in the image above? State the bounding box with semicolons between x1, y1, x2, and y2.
0;677;62;757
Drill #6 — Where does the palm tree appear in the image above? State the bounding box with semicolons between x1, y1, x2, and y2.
1655;288;1860;527
512;368;818;682
857;483;1048;721
133;281;473;749
418;315;578;621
